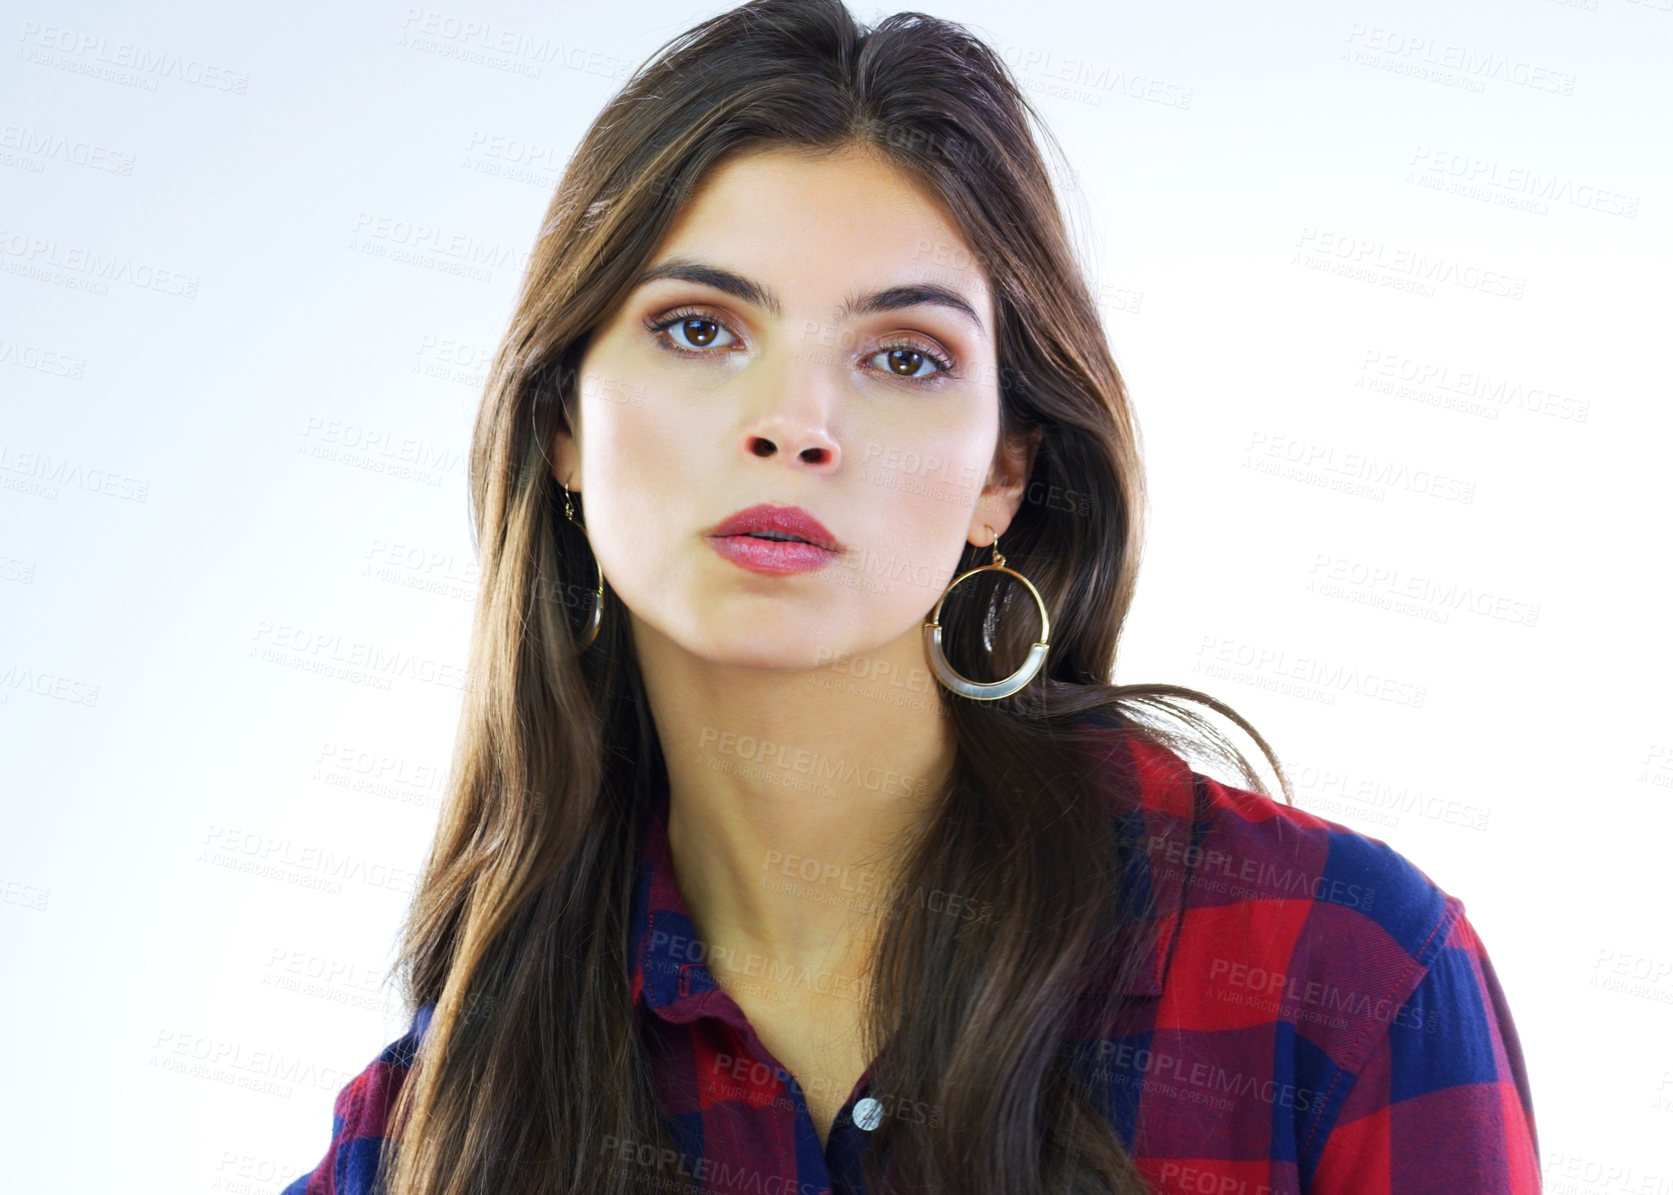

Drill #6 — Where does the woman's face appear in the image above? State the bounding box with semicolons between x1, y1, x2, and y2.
554;143;1031;675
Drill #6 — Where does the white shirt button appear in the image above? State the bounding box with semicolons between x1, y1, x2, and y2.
851;1096;883;1130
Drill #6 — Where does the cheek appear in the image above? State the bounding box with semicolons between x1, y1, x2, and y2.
855;404;998;520
571;365;762;625
839;408;1000;608
578;393;701;554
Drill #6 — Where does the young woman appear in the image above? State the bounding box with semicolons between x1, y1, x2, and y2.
283;2;1539;1192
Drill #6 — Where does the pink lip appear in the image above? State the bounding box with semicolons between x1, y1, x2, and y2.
705;503;842;575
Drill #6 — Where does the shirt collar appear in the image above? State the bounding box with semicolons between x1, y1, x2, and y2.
628;722;1199;1021
628;773;758;1031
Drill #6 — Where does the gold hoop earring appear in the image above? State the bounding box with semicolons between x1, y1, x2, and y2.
561;478;604;650
922;524;1050;701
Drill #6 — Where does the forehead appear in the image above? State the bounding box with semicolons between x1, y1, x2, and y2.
650;144;992;321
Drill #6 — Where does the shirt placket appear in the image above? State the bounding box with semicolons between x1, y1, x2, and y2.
688;960;884;1195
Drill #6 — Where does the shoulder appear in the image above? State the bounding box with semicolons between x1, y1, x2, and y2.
1075;723;1458;1004
1177;756;1456;980
1076;724;1456;1066
1121;731;1459;1058
282;1004;436;1195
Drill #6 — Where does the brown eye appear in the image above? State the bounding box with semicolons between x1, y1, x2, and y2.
886;348;924;376
644;307;740;355
676;317;721;348
870;342;954;382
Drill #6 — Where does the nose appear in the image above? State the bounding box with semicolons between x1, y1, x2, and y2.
738;391;842;471
743;429;839;467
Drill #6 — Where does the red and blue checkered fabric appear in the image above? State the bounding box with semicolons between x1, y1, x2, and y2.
283;724;1540;1193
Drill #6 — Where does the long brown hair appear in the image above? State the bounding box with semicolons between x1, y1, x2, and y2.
377;2;1293;1192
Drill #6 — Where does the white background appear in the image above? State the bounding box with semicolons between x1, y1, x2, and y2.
1;1;1668;1192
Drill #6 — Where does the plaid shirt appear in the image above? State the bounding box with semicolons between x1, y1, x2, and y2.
283;725;1540;1193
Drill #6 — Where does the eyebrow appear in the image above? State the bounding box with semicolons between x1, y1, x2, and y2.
628;256;985;333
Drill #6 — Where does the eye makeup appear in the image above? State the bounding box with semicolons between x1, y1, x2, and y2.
640;303;961;387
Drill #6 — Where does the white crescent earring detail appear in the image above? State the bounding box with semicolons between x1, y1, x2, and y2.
922;524;1051;700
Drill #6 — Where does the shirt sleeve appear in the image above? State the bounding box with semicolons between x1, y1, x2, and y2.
1308;901;1541;1193
281;1007;431;1195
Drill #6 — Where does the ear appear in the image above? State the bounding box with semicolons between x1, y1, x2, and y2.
550;425;581;491
967;425;1041;549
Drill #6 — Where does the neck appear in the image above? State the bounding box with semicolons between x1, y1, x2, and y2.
636;616;954;995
